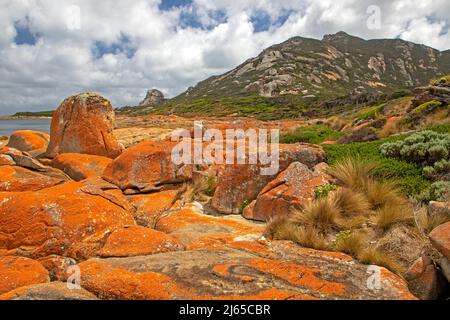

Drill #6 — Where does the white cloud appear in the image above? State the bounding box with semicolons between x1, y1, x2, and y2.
0;0;449;114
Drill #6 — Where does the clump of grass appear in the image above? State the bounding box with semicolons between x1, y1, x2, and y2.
365;179;404;209
266;216;330;251
375;204;413;231
290;197;340;232
327;157;376;191
359;248;402;274
424;212;450;234
294;227;330;251
334;231;366;256
331;187;371;217
265;215;290;239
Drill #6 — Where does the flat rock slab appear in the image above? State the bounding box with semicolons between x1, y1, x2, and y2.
77;241;416;300
0;281;98;300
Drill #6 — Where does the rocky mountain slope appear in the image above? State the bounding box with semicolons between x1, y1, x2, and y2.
123;32;449;119
176;31;450;100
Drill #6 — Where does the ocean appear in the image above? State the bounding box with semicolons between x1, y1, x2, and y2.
0;118;51;137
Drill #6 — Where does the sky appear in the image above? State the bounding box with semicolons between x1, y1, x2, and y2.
0;0;449;115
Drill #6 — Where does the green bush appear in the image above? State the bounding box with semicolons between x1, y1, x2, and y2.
280;124;344;144
380;130;450;166
355;104;385;121
315;184;338;198
417;181;450;202
423;159;450;180
412;100;442;114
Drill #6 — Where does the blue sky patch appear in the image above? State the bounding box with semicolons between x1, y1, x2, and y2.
159;0;192;11
93;34;136;59
14;21;39;45
251;10;293;32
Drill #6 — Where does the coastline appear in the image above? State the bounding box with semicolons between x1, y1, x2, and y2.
0;116;52;120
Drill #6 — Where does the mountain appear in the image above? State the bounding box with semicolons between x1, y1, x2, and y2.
122;32;450;119
176;31;449;100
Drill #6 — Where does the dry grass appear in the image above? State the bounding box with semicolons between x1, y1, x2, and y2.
334;231;366;256
378;120;400;138
359;248;402;274
290;197;340;232
331;187;371;217
292;226;331;251
376;204;414;231
266;216;330;251
365;179;404;209
325;116;348;131
265;215;290;239
424;212;450;234
327;157;376;191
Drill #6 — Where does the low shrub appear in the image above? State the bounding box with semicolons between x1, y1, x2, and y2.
280;124;344;144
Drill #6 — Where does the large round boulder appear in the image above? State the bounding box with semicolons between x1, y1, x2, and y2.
6;130;49;156
45;93;122;159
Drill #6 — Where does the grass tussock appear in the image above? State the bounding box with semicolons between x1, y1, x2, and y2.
334;231;366;256
290;197;340;232
326;157;376;191
375;204;414;231
423;212;450;234
359;248;403;274
331;187;371;217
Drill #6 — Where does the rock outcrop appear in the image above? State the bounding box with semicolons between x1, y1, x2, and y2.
139;89;165;106
0;282;97;300
0;181;135;259
102;140;193;194
0;166;63;192
45;93;122;159
429;222;450;260
52;153;112;181
211;143;326;214
0;256;49;295
6;130;49;156
243;162;332;221
76;240;415;300
405;256;448;300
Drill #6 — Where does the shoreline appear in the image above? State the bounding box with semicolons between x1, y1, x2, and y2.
0;116;52;120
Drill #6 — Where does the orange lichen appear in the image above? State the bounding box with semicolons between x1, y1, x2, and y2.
98;225;184;257
0;256;49;295
78;260;193;299
246;258;346;297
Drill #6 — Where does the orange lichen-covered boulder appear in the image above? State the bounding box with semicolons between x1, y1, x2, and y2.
0;256;49;295
45;93;122;159
37;255;76;281
127;190;179;226
52;153;112;181
98;225;184;257
243;162;332;221
0;146;46;171
405;256;448;300
0;181;135;259
6;130;49;156
75;240;415;300
211;143;326;214
429;222;450;259
0;166;63;192
155;206;264;250
102;140;193;194
0;282;98;300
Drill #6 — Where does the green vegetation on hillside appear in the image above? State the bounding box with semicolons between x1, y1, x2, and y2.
280;124;344;144
12;110;54;117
